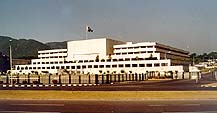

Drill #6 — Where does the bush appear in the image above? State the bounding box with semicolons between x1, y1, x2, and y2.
22;81;28;84
52;80;58;84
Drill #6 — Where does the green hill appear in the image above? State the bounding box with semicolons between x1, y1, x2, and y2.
0;36;50;59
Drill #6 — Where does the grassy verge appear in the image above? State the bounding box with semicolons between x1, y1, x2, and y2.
0;90;217;100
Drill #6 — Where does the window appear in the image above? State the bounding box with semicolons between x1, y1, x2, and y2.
154;63;160;67
99;65;104;68
119;64;124;67
77;66;81;69
125;64;131;67
113;59;118;62
119;59;124;61
59;56;63;58
89;60;94;62
147;51;153;53
33;62;36;64
141;51;146;53
106;65;111;68
59;61;63;64
139;64;145;67
78;60;83;63
128;47;133;49
47;67;50;69
29;67;32;69
42;67;45;69
33;67;36;69
94;65;98;68
82;65;86;69
134;52;139;54
71;66;75;69
128;52;133;54
116;53;121;55
122;52;127;55
38;67;41;69
147;46;153;48
55;62;58;64
132;64;138;67
50;62;54;64
147;64;152;67
84;60;88;63
51;66;55;69
56;66;59;69
125;58;130;61
141;46;146;48
46;62;49;64
37;62;40;64
112;65;117;68
66;66;70;69
101;59;105;62
162;63;168;66
88;65;92;68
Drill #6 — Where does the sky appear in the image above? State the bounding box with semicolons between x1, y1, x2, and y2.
0;0;217;54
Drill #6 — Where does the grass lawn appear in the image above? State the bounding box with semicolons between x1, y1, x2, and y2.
0;90;217;100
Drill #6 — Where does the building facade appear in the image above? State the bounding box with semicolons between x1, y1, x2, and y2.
12;38;191;78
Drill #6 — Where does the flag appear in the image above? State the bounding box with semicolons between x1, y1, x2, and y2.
86;26;93;32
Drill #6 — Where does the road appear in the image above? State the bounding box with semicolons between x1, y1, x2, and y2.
0;99;217;113
1;79;217;91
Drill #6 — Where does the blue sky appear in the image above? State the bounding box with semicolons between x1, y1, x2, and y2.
0;0;217;54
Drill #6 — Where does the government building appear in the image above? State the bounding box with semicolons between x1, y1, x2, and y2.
12;38;191;79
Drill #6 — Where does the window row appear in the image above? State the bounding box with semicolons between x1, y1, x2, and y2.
18;63;168;70
115;46;154;50
40;56;66;59
39;51;67;55
115;51;154;55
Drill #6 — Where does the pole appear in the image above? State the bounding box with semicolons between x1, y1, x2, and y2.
9;40;12;85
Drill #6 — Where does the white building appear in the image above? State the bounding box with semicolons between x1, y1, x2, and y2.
12;38;191;78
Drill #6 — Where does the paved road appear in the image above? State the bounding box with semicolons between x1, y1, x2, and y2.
0;99;217;113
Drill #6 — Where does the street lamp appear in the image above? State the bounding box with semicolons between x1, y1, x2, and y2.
9;40;12;85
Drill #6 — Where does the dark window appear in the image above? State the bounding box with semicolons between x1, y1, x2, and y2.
147;64;152;67
139;64;145;67
66;66;70;69
116;53;121;55
147;51;153;53
128;52;133;54
125;64;131;67
77;66;81;69
125;58;130;61
56;66;59;69
101;59;105;62
132;64;137;67
122;52;127;55
47;67;50;69
113;59;118;62
119;64;124;67
141;46;146;48
154;63;160;67
37;62;40;64
59;61;63;64
84;60;88;63
99;65;104;68
134;52;139;54
46;62;49;64
29;67;32;69
82;65;86;69
89;60;94;62
147;46;153;48
50;62;54;64
42;67;45;69
78;60;83;63
162;63;168;66
112;65;117;68
33;62;36;64
88;65;92;68
119;59;124;61
38;67;41;69
94;65;98;68
106;65;111;68
55;62;58;64
33;67;36;69
71;66;75;69
51;66;55;69
141;51;146;53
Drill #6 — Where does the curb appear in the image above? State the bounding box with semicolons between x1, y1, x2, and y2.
201;85;217;88
1;84;100;88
